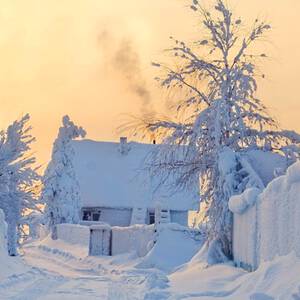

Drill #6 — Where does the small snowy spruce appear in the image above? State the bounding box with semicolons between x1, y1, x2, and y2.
0;114;40;256
42;116;86;234
131;0;300;257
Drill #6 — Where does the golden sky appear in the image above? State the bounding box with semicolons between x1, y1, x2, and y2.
0;0;299;166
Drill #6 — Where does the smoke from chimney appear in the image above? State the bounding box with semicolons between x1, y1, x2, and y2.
97;31;155;117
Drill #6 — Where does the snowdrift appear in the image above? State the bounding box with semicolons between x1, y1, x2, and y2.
137;224;203;273
168;252;300;300
229;161;300;270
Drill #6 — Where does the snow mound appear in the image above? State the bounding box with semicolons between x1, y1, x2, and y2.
137;224;203;273
189;240;231;268
236;252;300;299
168;252;300;299
229;188;261;214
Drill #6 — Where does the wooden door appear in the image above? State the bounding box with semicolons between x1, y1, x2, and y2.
90;229;103;256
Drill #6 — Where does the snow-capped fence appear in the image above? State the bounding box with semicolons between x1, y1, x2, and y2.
111;224;155;257
56;223;90;247
229;188;261;271
54;223;155;257
230;162;300;271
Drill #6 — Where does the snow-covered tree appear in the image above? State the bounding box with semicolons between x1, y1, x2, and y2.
42;116;86;234
0;114;40;256
130;0;300;257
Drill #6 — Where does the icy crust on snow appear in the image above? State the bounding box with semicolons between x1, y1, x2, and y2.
71;140;199;211
228;188;261;214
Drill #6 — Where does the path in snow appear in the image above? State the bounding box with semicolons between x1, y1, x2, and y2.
0;243;168;300
1;241;299;300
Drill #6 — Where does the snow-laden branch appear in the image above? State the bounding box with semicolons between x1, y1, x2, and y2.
128;0;300;258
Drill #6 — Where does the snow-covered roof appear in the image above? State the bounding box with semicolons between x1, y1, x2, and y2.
244;150;287;186
71;140;199;211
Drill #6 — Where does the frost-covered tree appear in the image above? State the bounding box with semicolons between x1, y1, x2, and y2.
0;114;40;256
130;0;300;257
42;116;86;233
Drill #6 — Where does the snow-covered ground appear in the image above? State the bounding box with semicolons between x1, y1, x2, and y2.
0;209;29;283
0;237;171;300
167;253;300;299
1;233;300;299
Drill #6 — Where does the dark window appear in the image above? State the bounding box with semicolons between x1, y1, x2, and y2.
92;212;100;221
83;211;92;221
149;212;155;224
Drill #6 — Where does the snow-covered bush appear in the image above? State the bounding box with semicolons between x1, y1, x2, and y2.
42;116;86;234
128;0;300;258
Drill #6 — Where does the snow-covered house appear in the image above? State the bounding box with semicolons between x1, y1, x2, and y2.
71;138;199;227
